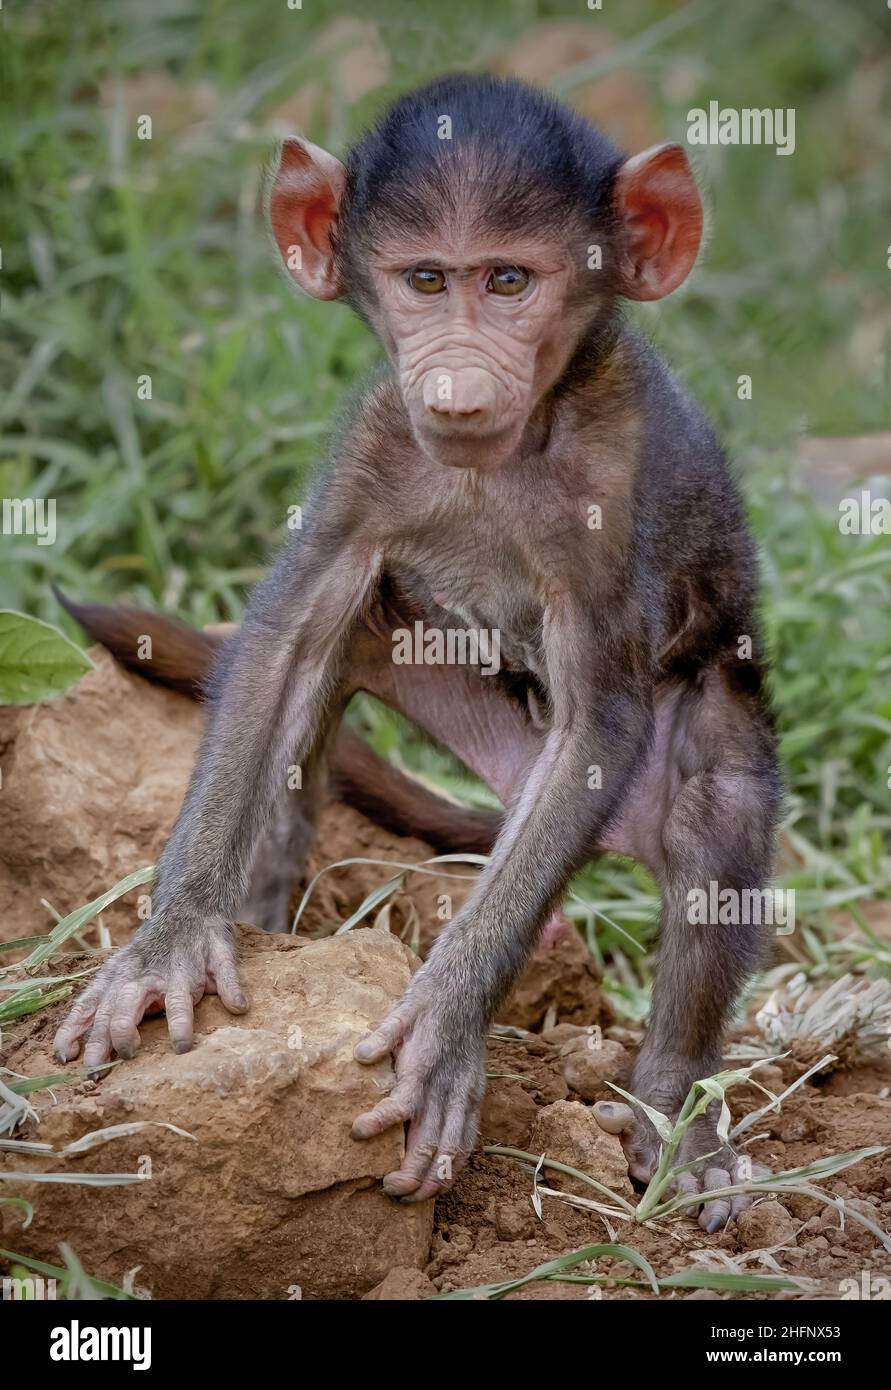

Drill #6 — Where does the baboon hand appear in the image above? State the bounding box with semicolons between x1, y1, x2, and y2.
53;919;247;1069
351;965;485;1202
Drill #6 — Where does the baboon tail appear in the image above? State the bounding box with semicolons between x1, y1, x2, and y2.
52;586;222;699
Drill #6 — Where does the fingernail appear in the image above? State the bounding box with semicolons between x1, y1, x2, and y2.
234;993;248;1011
174;1041;192;1055
354;1040;373;1061
383;1173;416;1198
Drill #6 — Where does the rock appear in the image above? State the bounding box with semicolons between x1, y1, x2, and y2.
825;1198;885;1250
493;1200;536;1242
559;1037;628;1101
0;647;469;949
529;1100;632;1200
604;1025;643;1048
363;1267;436;1300
843;1197;883;1222
769;1107;816;1143
795;432;891;503
0;650;604;1054
736;1200;798;1251
480;1080;538;1147
1;929;433;1299
783;1193;823;1222
541;1023;592;1047
426;1226;474;1277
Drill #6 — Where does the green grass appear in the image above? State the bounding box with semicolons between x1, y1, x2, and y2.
2;0;890;987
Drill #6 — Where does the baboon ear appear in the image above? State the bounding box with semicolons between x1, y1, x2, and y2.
268;137;347;300
613;143;703;301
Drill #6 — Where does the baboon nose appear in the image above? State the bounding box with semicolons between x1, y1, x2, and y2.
423;368;497;418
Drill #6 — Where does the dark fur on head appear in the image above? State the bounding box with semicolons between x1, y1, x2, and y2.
336;74;625;299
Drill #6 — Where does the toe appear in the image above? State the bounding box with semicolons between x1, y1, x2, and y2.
54;991;99;1062
698;1166;733;1233
354;1006;413;1063
164;986;195;1054
399;1099;472;1201
592;1101;635;1135
352;1085;414;1141
381;1105;443;1197
83;1003;115;1070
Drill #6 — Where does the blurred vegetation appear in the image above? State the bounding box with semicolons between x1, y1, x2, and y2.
2;0;890;1000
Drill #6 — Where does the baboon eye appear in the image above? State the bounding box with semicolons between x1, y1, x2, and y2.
408;267;447;294
486;266;530;296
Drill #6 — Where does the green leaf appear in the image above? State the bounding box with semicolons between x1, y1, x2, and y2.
659;1269;811;1293
0;610;92;705
20;864;155;969
0;1196;33;1228
0;1245;137;1300
4;1064;117;1096
0;982;73;1023
0;1171;145;1186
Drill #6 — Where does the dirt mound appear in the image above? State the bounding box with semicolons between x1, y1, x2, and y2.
0;648;203;944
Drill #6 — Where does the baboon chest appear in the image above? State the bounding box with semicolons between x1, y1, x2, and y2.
389;530;560;682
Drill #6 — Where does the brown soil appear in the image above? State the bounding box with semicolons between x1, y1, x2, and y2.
429;1042;891;1300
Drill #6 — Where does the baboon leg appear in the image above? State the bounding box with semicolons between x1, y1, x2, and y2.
598;671;781;1229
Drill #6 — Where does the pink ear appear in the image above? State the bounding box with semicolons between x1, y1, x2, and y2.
268;138;347;301
613;143;703;301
